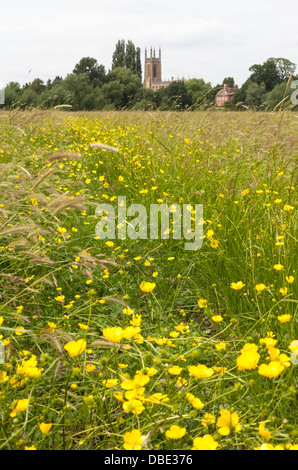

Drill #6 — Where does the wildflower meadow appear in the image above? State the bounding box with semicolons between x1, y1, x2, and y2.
0;109;297;451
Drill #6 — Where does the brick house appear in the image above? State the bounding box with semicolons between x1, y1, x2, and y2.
216;83;238;106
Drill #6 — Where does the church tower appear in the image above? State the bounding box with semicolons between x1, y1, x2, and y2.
143;47;162;89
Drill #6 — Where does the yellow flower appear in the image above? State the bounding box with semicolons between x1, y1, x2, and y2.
24;445;37;450
188;364;214;379
10;398;29;417
47;322;57;331
0;317;3;326
230;281;245;290
122;326;141;339
102;379;118;388
279;287;288;296
216;410;241;436
144;367;158;377
123;429;144;450
102;327;123;343
258;361;285;378
123;307;134;316
198;298;207;308
192;434;218;450
64;339;86;357
130;315;142;327
213;366;227;375
15;326;26;336
289;340;298;354
186;393;205;410
215;342;226;351
57;226;67;233
78;323;89;330
39;422;53;434
236;344;260;371
283;204;294;211
212;315;223;323
277;314;291;323
273;264;284;271
145;393;169;404
242;188;250;196
139;281;156;293
105;241;114;247
17;355;43;378
255;284;267;292
168;365;183;376
211;240;219;248
201;413;216;428
259;422;271;441
122;399;145;415
0;371;8;383
121;374;149;391
286;276;294;284
86;363;96;372
165;425;186;440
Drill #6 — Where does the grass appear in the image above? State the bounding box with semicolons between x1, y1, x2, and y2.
0;108;297;450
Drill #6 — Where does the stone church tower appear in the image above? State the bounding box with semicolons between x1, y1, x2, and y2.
143;47;172;91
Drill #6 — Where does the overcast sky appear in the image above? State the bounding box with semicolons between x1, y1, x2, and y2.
1;0;297;88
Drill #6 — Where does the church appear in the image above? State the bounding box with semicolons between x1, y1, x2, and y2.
143;47;174;91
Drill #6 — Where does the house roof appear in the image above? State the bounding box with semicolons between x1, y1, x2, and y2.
216;86;237;97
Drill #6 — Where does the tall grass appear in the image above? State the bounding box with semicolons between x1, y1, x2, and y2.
0;109;297;450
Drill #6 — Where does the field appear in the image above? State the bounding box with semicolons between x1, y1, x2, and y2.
0;108;297;450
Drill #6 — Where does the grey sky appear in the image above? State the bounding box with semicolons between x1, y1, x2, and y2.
1;0;297;88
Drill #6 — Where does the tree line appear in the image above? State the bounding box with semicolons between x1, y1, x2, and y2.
1;40;297;111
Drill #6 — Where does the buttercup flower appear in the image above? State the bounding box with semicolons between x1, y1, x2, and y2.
259;422;271;441
255;284;266;292
102;327;123;343
188;364;214;379
230;281;245;290
39;422;53;434
192;434;218;450
165;425;186;440
123;429;144;450
216;410;241;436
122;399;145;415
139;281;156;293
64;339;86;357
258;361;285;378
168;365;183;376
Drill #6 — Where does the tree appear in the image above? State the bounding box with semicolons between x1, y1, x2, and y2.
73;57;106;87
135;47;142;80
245;82;267;109
63;73;94;109
156;80;191;110
269;58;296;81
102;67;142;109
4;82;21;107
30;78;46;94
266;80;296;110
249;59;279;92
248;58;296;93
125;40;136;74
185;78;213;108
232;79;251;106
111;40;142;78
112;40;126;69
222;77;235;87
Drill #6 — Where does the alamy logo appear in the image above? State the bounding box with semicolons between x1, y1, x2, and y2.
0;341;4;364
95;197;203;251
291;80;298;105
0;81;5;105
